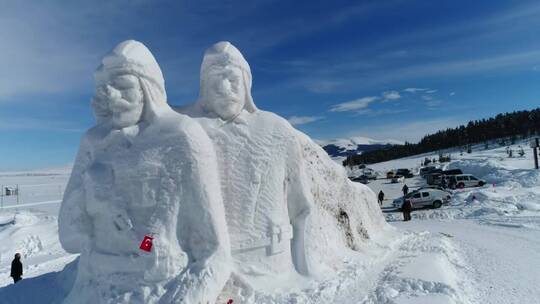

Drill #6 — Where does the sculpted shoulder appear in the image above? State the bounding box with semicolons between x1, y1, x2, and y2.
252;110;296;134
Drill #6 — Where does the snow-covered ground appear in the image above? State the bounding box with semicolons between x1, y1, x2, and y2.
363;140;540;303
1;140;540;303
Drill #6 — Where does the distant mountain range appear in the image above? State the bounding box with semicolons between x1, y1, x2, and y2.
316;136;403;159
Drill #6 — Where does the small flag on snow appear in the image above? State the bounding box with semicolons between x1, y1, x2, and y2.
139;235;154;252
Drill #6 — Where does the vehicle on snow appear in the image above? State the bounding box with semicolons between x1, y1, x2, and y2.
396;168;414;178
427;169;465;185
362;168;378;180
448;174;486;189
420;166;438;177
349;175;369;184
391;175;405;183
393;188;450;209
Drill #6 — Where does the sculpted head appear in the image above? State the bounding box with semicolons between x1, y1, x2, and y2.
92;40;168;129
199;41;257;120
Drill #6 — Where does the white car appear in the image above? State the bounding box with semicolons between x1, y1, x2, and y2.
362;168;378;180
391;175;405;183
449;174;486;189
393;188;450;209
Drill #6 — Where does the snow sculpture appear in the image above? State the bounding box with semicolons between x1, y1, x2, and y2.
58;40;231;304
177;42;390;293
178;42;315;287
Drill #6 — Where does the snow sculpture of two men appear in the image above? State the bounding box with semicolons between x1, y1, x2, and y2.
59;39;387;303
58;40;231;304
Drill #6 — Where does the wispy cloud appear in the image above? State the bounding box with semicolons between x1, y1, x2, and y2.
449;92;456;96
355;108;407;116
382;90;401;101
425;100;443;108
330;96;379;112
287;115;324;125
403;88;428;93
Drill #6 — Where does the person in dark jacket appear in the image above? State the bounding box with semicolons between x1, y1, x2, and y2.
441;177;447;189
402;184;409;196
11;253;22;283
402;200;412;221
377;190;385;206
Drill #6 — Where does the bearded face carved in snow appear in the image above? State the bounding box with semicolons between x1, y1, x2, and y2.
92;74;144;129
91;39;169;129
199;41;257;120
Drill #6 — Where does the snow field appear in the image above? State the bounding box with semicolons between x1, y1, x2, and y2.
364;139;540;303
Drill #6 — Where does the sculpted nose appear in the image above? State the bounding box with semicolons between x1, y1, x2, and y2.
105;85;122;99
221;78;232;92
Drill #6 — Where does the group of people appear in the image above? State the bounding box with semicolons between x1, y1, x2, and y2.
377;184;413;221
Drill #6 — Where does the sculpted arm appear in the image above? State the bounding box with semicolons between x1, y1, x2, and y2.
162;125;231;304
58;136;93;253
286;135;317;276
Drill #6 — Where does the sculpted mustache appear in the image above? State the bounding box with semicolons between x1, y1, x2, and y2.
109;98;134;111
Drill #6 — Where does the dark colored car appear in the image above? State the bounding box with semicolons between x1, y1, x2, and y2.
442;169;463;176
349;175;369;184
396;169;414;178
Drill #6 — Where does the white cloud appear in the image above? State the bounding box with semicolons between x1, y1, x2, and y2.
329;96;379;112
287;115;324;125
421;95;433;101
425;100;443;108
403;88;428;93
425;89;438;94
449;92;456;96
382;90;401;101
355;108;407;116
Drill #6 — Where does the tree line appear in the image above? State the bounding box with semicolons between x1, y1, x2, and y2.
344;108;540;166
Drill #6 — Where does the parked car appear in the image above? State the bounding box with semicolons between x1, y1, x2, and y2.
387;171;395;179
417;185;452;195
426;173;442;185
393;188;450;209
442;169;463;176
362;168;378;180
420;166;437;177
448;174;486;189
396;168;414;178
391;175;405;183
349;175;369;184
423;168;443;178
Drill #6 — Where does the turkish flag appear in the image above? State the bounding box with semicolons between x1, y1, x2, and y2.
139;235;154;252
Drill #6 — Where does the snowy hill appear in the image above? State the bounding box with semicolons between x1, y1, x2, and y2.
317;136;402;159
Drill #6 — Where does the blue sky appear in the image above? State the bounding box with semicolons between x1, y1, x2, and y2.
1;0;540;170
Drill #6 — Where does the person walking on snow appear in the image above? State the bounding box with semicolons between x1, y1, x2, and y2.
402;184;409;196
377;190;385;206
402;200;413;221
11;253;22;284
